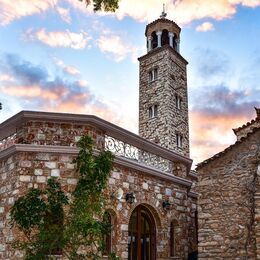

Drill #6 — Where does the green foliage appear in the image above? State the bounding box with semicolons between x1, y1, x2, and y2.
79;0;119;12
10;135;116;259
10;178;68;259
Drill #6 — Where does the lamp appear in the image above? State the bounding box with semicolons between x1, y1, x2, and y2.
111;188;123;200
125;192;135;204
162;200;171;210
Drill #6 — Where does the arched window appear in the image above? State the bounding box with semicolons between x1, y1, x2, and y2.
151;31;158;49
161;29;169;46
103;211;112;255
170;220;178;257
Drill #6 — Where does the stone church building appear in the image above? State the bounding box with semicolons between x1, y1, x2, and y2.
0;14;198;259
197;108;260;259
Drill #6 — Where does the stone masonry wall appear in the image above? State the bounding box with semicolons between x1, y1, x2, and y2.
0;151;197;260
14;121;105;147
139;46;190;157
0;119;197;259
197;130;260;259
255;165;260;259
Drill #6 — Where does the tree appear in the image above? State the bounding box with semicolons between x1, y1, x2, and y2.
79;0;119;12
10;135;116;259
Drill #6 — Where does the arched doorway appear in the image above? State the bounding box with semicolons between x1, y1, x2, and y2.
128;205;156;260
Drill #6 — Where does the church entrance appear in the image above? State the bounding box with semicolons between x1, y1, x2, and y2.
128;205;156;260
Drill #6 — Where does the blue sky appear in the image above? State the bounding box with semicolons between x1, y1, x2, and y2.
0;0;260;165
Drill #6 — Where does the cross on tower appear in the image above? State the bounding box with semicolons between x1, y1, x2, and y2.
160;3;167;18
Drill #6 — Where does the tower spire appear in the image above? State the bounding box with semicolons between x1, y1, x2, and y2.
160;3;167;18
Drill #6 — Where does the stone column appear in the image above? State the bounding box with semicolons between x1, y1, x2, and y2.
156;31;162;48
168;32;174;48
147;36;152;52
176;38;180;53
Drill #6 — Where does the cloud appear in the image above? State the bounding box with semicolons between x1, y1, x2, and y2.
96;31;140;62
187;47;260;166
24;29;91;50
114;0;260;25
3;54;48;84
0;53;124;125
56;6;71;23
74;0;259;26
0;0;57;26
53;57;80;76
1;0;260;28
196;22;214;32
189;84;259;165
0;74;14;82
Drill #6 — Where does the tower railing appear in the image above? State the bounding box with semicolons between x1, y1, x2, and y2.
103;135;172;173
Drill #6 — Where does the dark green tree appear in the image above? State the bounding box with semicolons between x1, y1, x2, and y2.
10;135;116;259
79;0;119;12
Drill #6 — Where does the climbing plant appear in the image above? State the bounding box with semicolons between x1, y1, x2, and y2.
10;135;116;259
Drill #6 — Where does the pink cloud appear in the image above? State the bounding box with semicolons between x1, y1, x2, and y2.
56;6;71;23
53;58;80;76
196;22;214;32
25;29;91;49
97;35;133;62
100;0;260;25
190;110;253;166
0;0;57;26
1;85;63;100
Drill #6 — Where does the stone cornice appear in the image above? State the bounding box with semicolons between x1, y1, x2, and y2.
138;45;188;65
145;18;181;36
0;111;193;171
0;144;193;188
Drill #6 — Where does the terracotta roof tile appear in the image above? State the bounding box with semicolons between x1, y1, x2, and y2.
233;118;259;134
233;107;260;134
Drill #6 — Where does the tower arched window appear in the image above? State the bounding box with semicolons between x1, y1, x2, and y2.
176;133;183;148
149;105;158;119
161;29;169;46
151;31;158;49
175;95;182;110
149;68;158;82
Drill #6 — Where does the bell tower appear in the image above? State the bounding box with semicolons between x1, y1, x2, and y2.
138;11;190;157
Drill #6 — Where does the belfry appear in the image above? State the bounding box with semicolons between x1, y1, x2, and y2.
138;10;190;157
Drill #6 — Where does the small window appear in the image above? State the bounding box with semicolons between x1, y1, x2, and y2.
149;68;158;82
148;105;158;119
103;212;112;255
175;95;182;110
176;133;183;148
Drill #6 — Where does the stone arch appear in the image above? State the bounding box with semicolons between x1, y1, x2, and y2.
127;202;162;230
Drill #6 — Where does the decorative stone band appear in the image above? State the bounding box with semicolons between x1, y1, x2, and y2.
0;144;194;189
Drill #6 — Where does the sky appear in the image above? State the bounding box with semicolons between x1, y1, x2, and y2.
0;0;260;167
